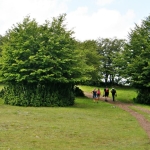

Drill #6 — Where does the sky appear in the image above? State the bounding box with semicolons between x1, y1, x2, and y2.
0;0;150;41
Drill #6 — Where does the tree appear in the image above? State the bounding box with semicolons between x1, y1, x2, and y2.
97;37;126;85
0;14;92;106
76;40;101;85
123;15;150;104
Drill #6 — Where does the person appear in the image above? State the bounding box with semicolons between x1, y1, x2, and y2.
104;87;109;101
92;88;97;102
97;88;101;100
111;87;117;101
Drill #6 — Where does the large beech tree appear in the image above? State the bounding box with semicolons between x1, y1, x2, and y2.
0;14;92;106
123;15;150;104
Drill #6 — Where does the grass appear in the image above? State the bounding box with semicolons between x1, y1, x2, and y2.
0;98;150;149
0;84;150;149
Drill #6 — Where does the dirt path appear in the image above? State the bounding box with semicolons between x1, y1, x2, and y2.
84;92;150;139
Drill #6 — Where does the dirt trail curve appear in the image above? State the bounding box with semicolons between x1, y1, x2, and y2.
84;92;150;139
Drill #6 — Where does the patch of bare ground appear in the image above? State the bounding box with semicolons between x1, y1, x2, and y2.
84;92;150;139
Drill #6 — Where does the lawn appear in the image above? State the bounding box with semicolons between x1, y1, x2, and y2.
0;84;150;149
0;99;150;149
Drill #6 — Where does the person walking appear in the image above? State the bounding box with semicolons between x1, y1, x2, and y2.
111;87;117;101
97;88;101;100
92;88;97;102
104;87;109;101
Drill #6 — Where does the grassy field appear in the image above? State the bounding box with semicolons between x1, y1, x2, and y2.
0;85;150;149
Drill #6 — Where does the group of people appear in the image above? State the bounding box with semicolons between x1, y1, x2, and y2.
92;87;117;102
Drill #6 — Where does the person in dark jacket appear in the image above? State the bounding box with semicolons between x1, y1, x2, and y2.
104;87;109;101
111;88;117;101
92;88;97;102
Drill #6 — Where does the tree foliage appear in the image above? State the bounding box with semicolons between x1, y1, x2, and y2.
123;15;150;104
97;37;126;85
0;14;92;106
76;40;100;85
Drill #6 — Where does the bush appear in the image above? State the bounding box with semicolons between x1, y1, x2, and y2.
2;83;75;107
133;88;150;105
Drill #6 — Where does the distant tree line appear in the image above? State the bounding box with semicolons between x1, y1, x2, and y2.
0;14;150;105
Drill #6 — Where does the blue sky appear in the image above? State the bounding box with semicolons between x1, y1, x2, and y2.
0;0;150;41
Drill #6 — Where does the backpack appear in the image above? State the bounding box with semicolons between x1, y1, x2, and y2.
111;89;116;94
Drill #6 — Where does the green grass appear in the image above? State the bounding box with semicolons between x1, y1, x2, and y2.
0;84;150;149
0;97;150;150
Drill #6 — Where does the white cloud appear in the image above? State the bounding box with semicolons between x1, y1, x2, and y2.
96;0;115;6
66;7;136;41
0;0;137;41
0;0;68;35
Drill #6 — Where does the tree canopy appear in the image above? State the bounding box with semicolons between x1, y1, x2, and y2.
76;40;100;85
0;14;93;106
97;37;126;85
122;15;150;104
